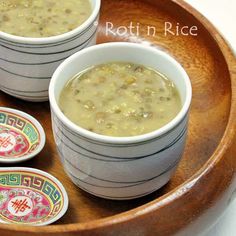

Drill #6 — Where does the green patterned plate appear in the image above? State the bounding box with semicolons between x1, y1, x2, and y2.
0;167;68;225
0;107;45;163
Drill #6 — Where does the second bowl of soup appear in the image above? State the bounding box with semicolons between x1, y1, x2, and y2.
0;0;100;102
49;42;192;200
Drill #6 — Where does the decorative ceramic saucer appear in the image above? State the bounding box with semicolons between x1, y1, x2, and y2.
0;107;45;163
0;167;69;226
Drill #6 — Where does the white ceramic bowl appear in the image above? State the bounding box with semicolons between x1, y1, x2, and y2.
49;42;192;200
0;0;100;102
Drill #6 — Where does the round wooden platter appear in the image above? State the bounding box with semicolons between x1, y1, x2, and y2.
0;0;236;235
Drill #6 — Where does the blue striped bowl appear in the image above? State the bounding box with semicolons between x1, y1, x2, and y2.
49;42;192;200
0;0;100;102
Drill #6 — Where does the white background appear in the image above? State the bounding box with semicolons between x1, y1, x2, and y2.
184;1;236;236
185;0;236;54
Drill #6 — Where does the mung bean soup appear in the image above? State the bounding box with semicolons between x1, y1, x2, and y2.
59;62;182;137
0;0;92;37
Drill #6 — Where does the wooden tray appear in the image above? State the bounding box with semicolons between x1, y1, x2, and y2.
0;0;236;235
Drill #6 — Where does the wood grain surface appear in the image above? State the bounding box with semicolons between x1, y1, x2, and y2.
0;0;235;235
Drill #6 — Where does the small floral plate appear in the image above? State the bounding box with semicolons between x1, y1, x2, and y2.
0;167;69;226
0;107;45;163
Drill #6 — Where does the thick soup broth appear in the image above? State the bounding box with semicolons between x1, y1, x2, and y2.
0;0;92;37
59;62;182;137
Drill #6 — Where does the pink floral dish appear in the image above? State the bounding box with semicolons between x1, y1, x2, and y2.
0;167;69;226
0;107;45;163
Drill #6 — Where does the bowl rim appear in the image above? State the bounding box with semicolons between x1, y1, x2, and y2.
49;42;192;144
0;107;46;163
0;0;101;44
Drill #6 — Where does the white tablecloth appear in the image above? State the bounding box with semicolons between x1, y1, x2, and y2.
184;1;236;236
